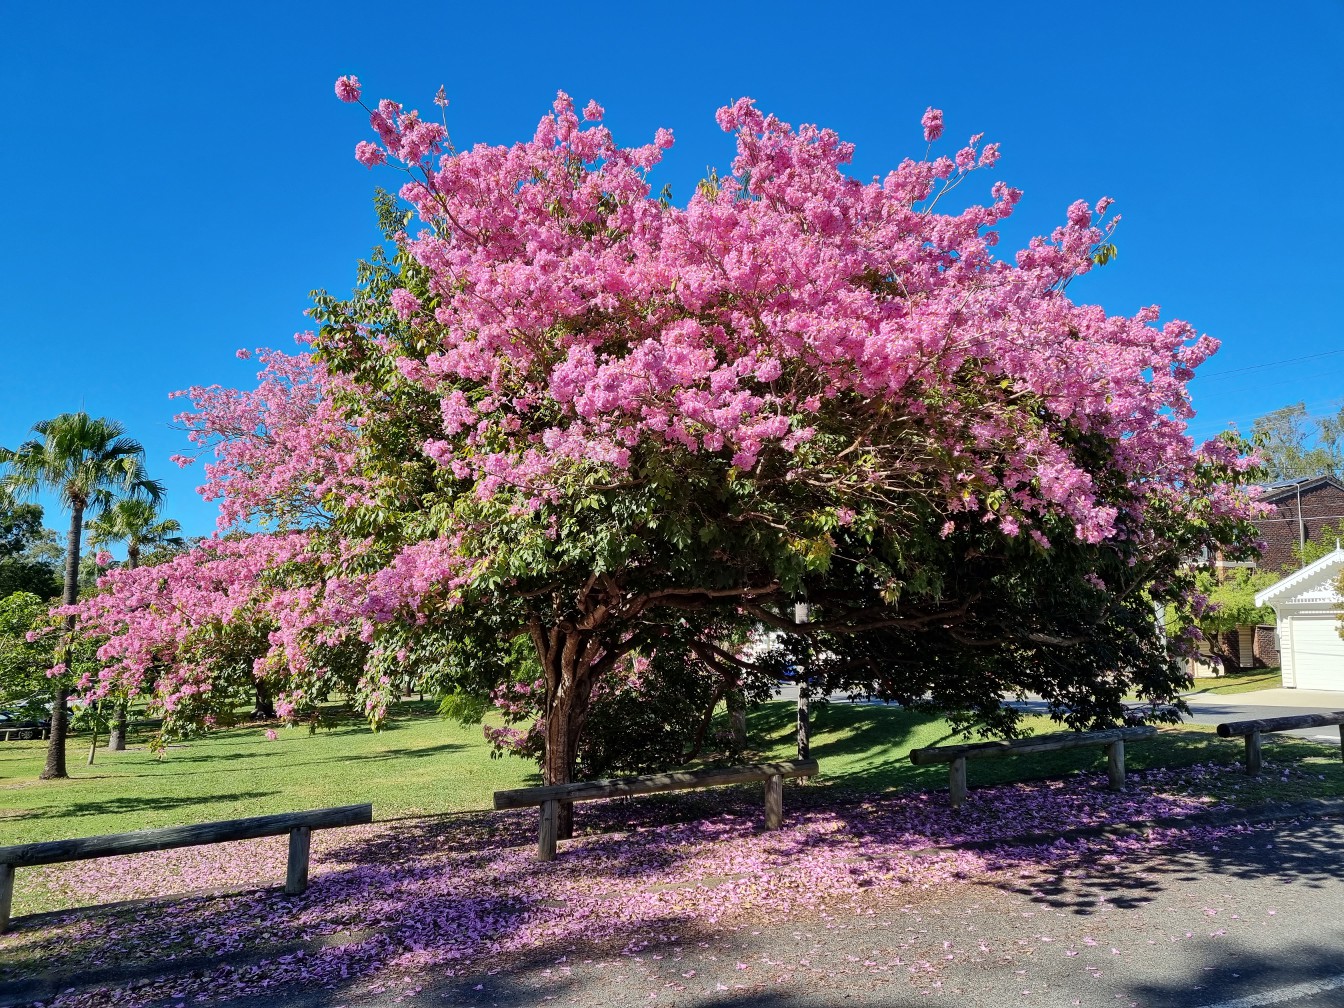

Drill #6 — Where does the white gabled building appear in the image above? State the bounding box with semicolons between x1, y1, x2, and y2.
1254;545;1344;691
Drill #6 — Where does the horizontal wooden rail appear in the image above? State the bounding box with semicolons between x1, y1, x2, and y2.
909;726;1156;766
0;804;372;934
495;761;818;862
1215;712;1344;738
1216;712;1344;777
0;804;372;868
494;760;818;809
910;726;1157;809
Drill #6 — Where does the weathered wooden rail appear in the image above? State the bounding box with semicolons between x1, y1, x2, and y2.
494;760;818;861
0;803;372;933
1216;711;1344;776
909;726;1157;809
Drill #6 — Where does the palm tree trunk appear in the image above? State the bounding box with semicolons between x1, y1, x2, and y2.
108;700;128;751
106;548;137;752
41;504;84;780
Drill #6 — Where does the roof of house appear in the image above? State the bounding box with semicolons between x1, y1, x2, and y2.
1254;545;1344;608
1259;474;1344;502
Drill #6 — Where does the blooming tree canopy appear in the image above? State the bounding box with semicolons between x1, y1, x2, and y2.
69;82;1260;818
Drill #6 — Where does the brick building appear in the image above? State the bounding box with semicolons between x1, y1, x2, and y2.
1255;475;1344;574
1200;475;1344;672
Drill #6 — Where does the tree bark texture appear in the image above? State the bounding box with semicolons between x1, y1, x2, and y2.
728;686;747;750
533;619;618;844
41;504;84;780
108;700;128;751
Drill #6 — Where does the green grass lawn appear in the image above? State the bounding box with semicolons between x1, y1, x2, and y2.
4;697;1344;850
747;699;1344;805
1185;667;1283;696
0;701;537;846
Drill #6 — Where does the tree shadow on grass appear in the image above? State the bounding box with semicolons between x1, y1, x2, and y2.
76;743;467;781
22;789;281;822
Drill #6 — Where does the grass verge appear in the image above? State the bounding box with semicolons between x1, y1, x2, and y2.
1184;668;1283;695
4;698;1342;851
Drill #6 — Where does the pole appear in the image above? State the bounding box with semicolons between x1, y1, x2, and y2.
795;602;810;762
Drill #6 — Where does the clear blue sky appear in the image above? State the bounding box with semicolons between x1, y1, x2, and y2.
3;1;1341;541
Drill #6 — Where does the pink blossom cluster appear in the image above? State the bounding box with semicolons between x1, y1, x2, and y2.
340;88;1249;557
170;346;370;532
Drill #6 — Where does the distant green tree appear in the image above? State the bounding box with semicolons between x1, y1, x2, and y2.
0;492;60;600
1250;403;1344;481
1295;520;1344;567
0;592;56;721
0;413;162;779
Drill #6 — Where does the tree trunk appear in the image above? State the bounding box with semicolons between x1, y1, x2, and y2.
252;680;276;720
87;703;100;765
108;699;128;751
728;688;747;750
543;687;578;841
534;625;608;843
41;503;84;780
107;549;136;752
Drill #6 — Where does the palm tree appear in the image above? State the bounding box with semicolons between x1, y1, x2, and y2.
86;499;184;751
0;413;162;779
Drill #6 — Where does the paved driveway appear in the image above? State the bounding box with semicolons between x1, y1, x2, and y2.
1179;688;1344;746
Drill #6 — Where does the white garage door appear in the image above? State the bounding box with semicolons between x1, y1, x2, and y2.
1291;616;1344;690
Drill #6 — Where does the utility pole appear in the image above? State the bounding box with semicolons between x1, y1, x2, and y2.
795;601;810;761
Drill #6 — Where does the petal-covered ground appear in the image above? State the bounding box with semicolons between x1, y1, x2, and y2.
0;763;1297;1007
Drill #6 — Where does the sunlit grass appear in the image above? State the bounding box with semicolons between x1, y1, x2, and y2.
2;696;1340;851
1185;668;1283;696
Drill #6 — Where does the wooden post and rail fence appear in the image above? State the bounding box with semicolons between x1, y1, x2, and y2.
8;712;1344;933
0;804;372;934
909;725;1157;809
1216;711;1344;776
494;760;818;861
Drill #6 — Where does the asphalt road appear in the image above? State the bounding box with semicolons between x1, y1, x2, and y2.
197;811;1344;1008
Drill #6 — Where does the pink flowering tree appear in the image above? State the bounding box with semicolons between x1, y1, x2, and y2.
71;81;1260;834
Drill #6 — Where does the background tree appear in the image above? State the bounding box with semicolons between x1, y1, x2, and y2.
85;499;185;750
0;593;58;723
1295;519;1344;567
1250;402;1344;481
0;492;60;600
72;91;1261;839
0;413;162;778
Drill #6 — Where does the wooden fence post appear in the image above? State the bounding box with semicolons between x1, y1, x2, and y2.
1106;739;1125;790
538;799;559;861
285;826;311;895
0;863;13;935
1245;729;1262;777
764;774;783;829
949;756;968;809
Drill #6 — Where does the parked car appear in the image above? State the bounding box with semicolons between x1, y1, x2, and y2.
0;710;44;741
